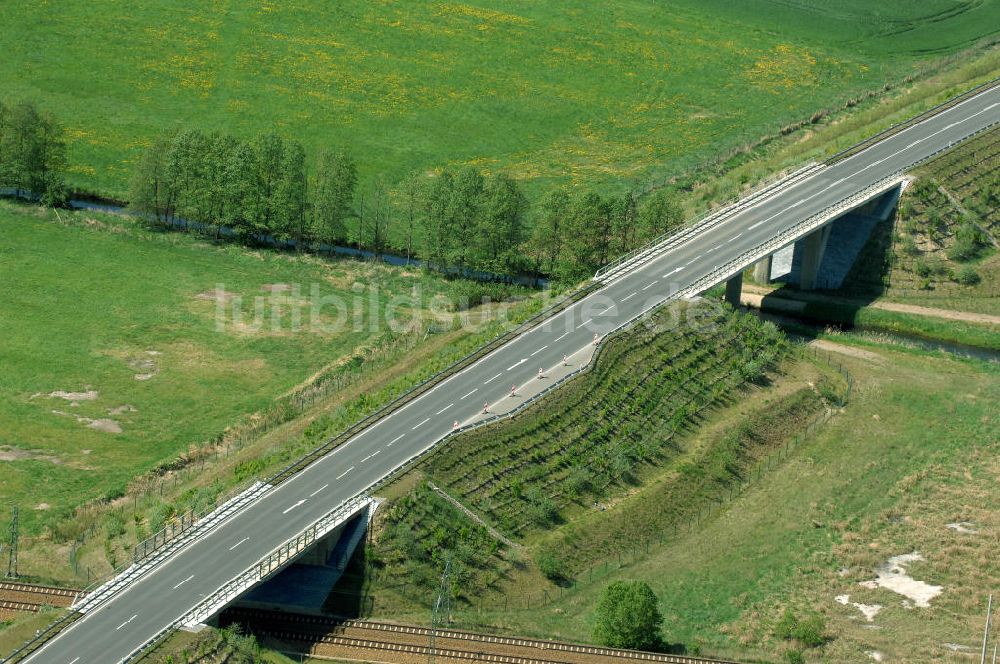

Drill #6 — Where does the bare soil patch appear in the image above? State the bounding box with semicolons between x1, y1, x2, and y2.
195;288;237;303
45;389;98;401
0;446;62;464
810;339;885;364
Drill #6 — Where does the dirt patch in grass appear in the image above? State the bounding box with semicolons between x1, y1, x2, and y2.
810;339;885;364
261;283;292;292
195;288;238;303
45;389;99;402
51;410;123;434
858;552;943;608
0;445;62;464
84;418;123;434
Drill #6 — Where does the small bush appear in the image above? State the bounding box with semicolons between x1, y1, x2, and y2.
900;235;919;256
786;649;805;664
793;614;826;648
948;219;987;262
955;265;981;285
775;608;798;640
913;259;932;277
536;551;563;581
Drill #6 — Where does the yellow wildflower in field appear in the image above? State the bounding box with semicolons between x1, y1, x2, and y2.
433;3;529;26
742;44;818;92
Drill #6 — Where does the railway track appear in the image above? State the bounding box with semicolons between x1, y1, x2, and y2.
224;608;741;664
0;582;79;613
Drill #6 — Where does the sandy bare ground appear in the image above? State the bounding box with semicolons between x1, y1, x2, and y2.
871;301;1000;326
741;284;1000;325
810;338;885;363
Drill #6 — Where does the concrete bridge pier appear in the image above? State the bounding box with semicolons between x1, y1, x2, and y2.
724;272;743;306
795;225;832;291
752;255;773;284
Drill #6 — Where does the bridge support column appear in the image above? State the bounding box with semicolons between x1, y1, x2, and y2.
724;272;743;307
797;225;832;291
752;255;773;284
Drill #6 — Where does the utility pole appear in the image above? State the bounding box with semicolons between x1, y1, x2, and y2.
982;594;994;664
6;506;19;579
428;554;452;664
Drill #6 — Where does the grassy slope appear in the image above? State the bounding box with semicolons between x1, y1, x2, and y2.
363;338;997;663
0;201;523;533
2;1;998;199
354;302;823;621
477;344;998;663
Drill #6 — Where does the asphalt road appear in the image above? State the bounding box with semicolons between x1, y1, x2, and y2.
23;84;999;664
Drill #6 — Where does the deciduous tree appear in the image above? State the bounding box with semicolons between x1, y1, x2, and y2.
593;580;663;651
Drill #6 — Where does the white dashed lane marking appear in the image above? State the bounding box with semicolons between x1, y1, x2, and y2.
172;575;194;590
116;615;138;631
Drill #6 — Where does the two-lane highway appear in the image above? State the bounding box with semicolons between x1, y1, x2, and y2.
22;82;999;663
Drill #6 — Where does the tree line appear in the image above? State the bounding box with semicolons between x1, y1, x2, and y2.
0;100;68;205
2;99;689;282
129;128;686;281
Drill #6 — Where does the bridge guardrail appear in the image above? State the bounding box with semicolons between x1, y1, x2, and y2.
594;162;823;282
596;73;1000;284
825;75;1000;165
123;495;376;662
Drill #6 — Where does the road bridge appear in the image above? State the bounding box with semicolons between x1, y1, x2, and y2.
9;80;998;664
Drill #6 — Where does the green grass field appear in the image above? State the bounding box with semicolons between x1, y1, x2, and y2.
357;332;997;662
0;200;530;535
3;1;999;199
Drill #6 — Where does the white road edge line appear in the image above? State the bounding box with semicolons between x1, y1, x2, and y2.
336;466;355;480
309;483;329;497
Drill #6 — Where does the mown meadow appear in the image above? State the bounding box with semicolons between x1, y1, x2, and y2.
0;201;532;535
2;0;998;201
